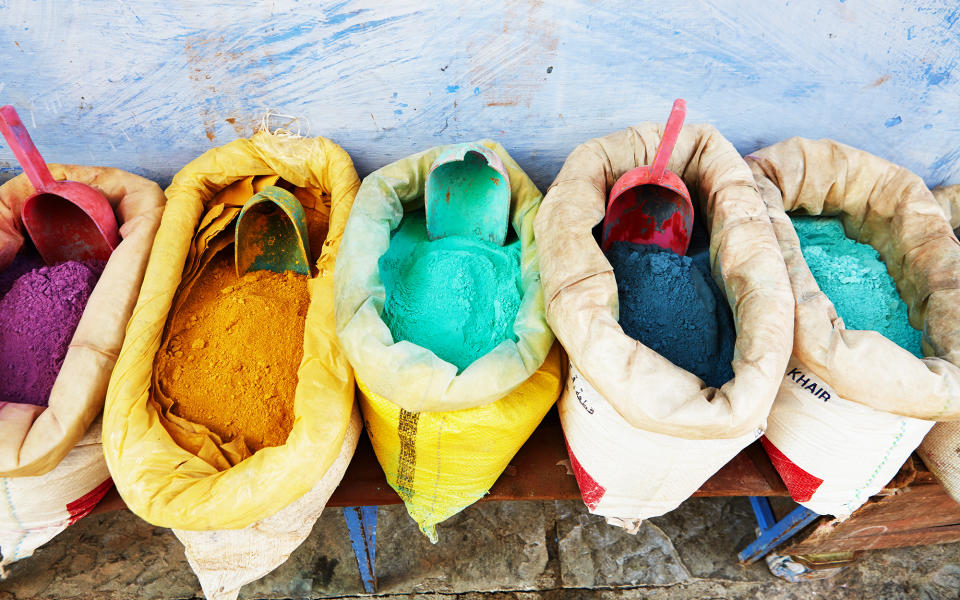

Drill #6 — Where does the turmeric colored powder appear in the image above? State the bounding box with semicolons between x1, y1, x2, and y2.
155;251;309;452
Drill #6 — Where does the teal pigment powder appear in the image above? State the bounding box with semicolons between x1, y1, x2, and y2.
792;216;922;357
379;210;522;372
606;240;736;388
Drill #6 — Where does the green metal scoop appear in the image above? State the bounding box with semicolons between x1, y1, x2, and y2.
425;143;511;245
234;185;311;276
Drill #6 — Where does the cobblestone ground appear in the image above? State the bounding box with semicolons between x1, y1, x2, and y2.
1;497;958;599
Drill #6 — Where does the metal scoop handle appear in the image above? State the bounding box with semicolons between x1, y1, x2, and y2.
650;99;686;183
0;105;56;191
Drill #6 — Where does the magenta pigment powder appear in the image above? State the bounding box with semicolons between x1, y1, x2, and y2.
0;258;104;406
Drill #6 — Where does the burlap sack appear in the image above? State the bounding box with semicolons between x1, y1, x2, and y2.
173;404;361;600
0;165;164;477
747;139;960;507
748;139;960;420
933;185;960;230
924;184;960;503
535;123;795;440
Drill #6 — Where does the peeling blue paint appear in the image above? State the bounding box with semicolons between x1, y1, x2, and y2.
945;8;960;28
784;83;820;98
929;148;960;186
924;64;951;86
885;116;903;127
327;14;409;44
446;85;460;93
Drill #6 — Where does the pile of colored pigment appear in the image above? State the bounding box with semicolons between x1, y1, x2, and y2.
155;251;308;452
606;237;736;388
378;210;522;372
0;258;104;405
0;245;44;297
792;216;922;357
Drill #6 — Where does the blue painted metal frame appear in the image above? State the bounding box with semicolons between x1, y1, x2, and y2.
749;495;777;530
342;499;815;584
343;506;378;593
738;497;820;565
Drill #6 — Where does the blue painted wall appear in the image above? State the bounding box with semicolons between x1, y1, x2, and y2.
0;0;958;190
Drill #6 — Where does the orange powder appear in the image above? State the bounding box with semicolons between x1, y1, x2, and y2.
155;251;309;452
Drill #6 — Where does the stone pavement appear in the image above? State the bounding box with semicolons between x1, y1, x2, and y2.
1;496;959;599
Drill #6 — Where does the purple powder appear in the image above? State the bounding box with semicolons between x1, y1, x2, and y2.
0;260;105;406
0;246;45;298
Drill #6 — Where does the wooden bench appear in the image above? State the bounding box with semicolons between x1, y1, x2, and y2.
92;408;960;590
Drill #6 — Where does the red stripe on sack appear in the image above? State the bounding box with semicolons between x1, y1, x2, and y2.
563;436;605;510
66;478;113;525
761;437;823;503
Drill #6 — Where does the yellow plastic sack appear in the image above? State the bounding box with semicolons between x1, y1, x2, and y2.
103;132;360;530
334;141;559;540
359;344;562;541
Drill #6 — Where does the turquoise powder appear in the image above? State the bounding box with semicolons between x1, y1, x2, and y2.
792;216;922;357
379;210;522;372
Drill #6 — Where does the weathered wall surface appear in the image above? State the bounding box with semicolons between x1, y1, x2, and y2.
0;0;957;189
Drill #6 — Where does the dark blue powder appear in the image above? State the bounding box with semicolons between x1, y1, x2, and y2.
606;241;736;388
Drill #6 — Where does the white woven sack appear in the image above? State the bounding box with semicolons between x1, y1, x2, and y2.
0;417;111;576
559;363;760;532
763;359;933;517
748;141;960;515
173;404;361;600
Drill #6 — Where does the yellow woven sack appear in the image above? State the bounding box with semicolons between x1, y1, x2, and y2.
103;132;360;530
334;141;560;540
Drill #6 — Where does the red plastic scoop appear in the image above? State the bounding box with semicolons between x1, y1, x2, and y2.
0;105;120;264
601;99;694;256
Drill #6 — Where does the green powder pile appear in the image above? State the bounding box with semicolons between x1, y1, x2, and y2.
379;210;522;372
792;216;922;357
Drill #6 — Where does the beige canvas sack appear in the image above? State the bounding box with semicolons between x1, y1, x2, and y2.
0;165;164;569
748;139;960;514
916;183;960;503
535;124;794;525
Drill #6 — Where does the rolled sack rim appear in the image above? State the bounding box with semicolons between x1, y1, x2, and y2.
333;139;555;413
102;132;359;530
535;123;795;440
0;164;165;477
748;137;960;422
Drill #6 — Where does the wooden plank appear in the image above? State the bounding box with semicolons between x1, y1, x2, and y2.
327;409;789;506
786;524;960;554
782;480;960;555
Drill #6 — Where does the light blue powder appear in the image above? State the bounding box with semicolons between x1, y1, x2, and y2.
792;216;922;357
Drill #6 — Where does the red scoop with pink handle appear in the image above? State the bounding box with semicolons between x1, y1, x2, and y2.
0;105;119;264
601;99;694;256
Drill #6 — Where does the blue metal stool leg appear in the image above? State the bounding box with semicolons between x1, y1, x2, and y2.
738;497;819;564
344;506;378;593
749;495;777;530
